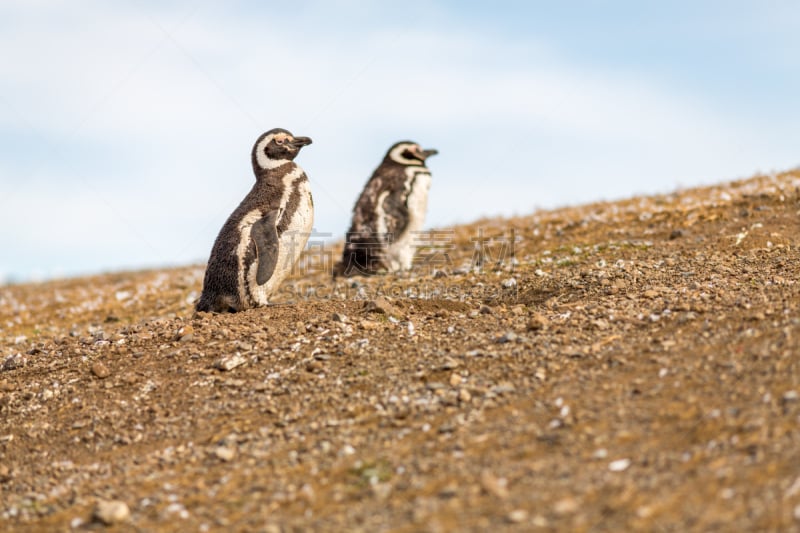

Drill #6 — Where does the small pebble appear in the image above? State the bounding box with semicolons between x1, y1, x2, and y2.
441;358;460;370
492;383;516;394
527;314;548;331
175;325;194;342
501;277;517;288
214;446;236;462
637;505;655;518
214;354;247;371
165;502;189;519
364;296;401;317
458;389;472;403
532;515;549;527
480;471;509;499
592;448;608;459
299;483;316;503
2;353;24;371
507;509;529;523
91;361;110;379
438;483;458;498
609;458;631;472
115;291;131;301
496;331;517;344
554;496;578;515
93;500;130;525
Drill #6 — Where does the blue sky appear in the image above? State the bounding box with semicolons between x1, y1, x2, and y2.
1;1;798;282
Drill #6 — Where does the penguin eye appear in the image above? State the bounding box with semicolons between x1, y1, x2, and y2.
275;139;284;145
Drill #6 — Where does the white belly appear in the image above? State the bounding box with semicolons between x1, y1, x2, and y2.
385;168;431;271
249;182;313;305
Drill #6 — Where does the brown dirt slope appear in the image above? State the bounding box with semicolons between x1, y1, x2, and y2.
2;170;800;532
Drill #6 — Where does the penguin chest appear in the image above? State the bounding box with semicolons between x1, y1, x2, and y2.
240;178;313;306
384;167;432;271
273;180;314;285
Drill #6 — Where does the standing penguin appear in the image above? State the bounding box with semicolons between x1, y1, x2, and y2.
196;128;313;313
337;141;437;276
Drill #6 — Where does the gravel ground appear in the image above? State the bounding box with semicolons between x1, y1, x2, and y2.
2;170;800;532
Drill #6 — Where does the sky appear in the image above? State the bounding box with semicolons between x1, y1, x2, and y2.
1;1;798;283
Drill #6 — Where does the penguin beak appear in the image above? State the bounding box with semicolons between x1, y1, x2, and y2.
290;136;313;148
419;148;438;160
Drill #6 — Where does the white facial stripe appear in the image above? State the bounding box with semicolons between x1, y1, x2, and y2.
389;144;422;166
255;133;290;170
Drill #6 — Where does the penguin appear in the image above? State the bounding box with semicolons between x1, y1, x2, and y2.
337;141;437;276
196;128;313;313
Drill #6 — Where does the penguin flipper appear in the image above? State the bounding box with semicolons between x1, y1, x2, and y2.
252;210;280;286
382;189;410;237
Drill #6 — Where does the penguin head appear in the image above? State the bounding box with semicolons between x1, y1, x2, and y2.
385;141;438;166
252;128;313;172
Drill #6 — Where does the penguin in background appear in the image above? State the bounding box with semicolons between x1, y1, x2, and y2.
337;141;438;276
196;128;313;313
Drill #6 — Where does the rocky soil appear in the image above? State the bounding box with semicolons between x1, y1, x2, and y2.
2;170;800;532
